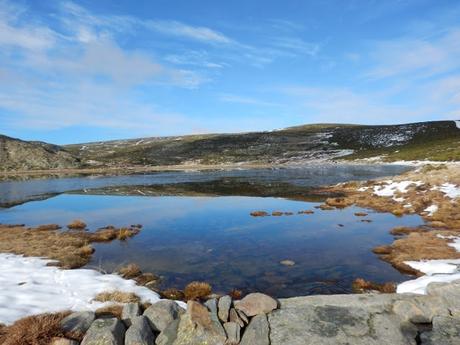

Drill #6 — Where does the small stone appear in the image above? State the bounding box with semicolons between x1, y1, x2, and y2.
50;338;79;345
81;318;126;345
218;295;232;322
125;316;155;345
122;303;141;327
240;314;269;345
144;300;184;332
224;322;241;344
155;319;179;345
280;259;295;266
61;311;95;338
234;293;278;317
229;308;244;328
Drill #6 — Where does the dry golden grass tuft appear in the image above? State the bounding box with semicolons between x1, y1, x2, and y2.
229;288;243;300
34;224;61;231
352;278;396;293
95;305;123;319
0;312;69;345
67;220;87;230
94;291;141;304
0;223;142;269
161;288;185;300
118;263;141;279
184;281;212;301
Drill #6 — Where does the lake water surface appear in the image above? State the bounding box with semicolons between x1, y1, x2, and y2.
0;165;421;297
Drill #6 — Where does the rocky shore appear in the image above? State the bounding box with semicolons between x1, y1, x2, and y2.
5;279;457;345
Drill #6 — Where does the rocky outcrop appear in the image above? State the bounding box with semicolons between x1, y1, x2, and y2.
56;279;460;345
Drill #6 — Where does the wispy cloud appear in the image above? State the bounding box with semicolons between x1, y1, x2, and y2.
219;93;281;107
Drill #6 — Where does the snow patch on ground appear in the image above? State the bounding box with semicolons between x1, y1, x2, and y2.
454;120;460;129
424;204;438;216
397;235;460;294
432;183;460;199
373;180;422;197
0;253;185;325
397;260;460;294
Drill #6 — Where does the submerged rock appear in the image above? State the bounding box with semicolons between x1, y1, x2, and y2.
234;293;278;316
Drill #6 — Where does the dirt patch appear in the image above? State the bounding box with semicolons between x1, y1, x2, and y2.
0;223;142;268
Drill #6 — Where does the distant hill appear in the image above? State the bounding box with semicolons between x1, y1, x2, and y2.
0;135;80;171
1;120;459;171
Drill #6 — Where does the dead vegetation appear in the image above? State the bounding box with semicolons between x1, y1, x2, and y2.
184;281;212;301
352;278;396;293
250;211;269;217
95;305;123;319
67;219;87;230
0;223;142;268
0;312;69;345
93;291;141;304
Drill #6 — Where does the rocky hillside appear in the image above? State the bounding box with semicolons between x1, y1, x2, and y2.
66;120;460;167
1;120;459;171
0;135;80;171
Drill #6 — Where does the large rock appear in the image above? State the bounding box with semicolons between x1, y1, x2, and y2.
229;308;244;328
218;295;232;322
81;318;126;345
234;293;277;317
224;322;241;344
173;301;227;345
155;319;179;345
61;311;95;337
144;300;184;332
122;303;141;327
204;298;226;338
125;316;155;345
420;315;460;345
240;314;269;345
268;294;417;345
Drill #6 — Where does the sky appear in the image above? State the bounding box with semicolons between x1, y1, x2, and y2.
0;0;460;144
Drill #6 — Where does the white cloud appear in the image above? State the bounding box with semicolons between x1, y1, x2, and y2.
367;28;460;79
219;94;280;107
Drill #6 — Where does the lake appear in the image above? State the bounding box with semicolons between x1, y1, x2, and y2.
0;165;421;297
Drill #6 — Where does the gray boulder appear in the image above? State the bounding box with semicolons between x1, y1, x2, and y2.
122;303;141;327
173;301;226;345
224;322;241;344
81;318;126;345
125;316;155;345
144;300;184;332
218;295;232;322
420;316;460;345
155;319;179;345
234;293;277;316
61;311;95;337
240;314;269;345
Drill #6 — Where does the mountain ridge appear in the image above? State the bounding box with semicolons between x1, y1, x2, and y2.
1;120;459;171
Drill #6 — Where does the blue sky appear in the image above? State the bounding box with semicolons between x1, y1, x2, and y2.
0;0;460;144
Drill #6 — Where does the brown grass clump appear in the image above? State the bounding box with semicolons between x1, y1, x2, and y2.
117;227;140;240
374;231;460;275
0;312;69;345
0;223;142;269
272;211;283;216
354;212;368;217
118;263;142;279
390;226;426;236
135;273;160;287
298;210;314;215
229;289;243;300
94;291;141;304
352;278;396;293
67;220;87;230
325;197;353;208
250;211;269;217
34;224;61;231
184;281;212;301
89;227;140;242
317;204;334;210
161;288;185;300
95;305;123;319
